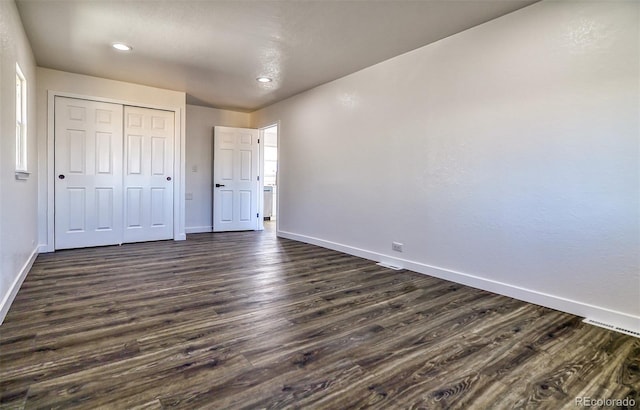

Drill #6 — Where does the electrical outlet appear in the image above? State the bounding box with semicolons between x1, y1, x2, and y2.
392;242;403;252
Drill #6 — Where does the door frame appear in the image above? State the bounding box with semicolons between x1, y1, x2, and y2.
258;122;280;233
44;91;185;252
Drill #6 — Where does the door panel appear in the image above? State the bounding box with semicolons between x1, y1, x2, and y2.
96;188;114;229
240;151;252;180
221;190;233;222
213;126;260;232
123;106;174;243
239;191;251;221
151;137;166;174
126;187;143;228
54;97;123;249
221;149;233;179
68;130;86;173
96;132;113;174
67;188;86;231
127;134;143;174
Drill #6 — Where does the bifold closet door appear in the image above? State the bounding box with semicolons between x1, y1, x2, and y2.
54;97;124;249
123;106;175;243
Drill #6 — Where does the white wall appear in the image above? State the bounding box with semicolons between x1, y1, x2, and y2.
36;68;187;251
252;1;640;331
185;105;250;233
0;0;38;322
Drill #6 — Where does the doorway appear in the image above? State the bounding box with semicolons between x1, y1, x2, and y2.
261;125;278;231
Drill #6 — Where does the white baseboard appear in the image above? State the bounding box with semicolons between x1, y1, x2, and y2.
0;247;38;324
278;230;640;334
185;226;212;234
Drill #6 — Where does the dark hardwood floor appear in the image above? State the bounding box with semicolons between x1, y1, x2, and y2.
1;223;638;409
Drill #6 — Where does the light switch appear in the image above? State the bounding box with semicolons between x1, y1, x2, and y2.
192;165;198;172
186;193;193;200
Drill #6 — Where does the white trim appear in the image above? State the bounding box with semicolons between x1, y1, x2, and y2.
174;106;186;242
15;63;28;173
0;247;38;324
258;122;280;233
46;90;185;250
186;226;212;234
258;128;265;231
277;230;640;334
45;91;55;252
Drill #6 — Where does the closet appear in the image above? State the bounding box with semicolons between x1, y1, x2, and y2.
54;96;175;249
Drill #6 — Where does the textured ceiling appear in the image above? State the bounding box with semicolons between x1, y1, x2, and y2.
16;0;538;112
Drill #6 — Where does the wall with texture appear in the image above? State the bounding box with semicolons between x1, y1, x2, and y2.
252;1;640;331
185;104;250;232
0;0;38;322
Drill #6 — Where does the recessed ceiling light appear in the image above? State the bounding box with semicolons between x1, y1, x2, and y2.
112;43;132;51
256;77;272;83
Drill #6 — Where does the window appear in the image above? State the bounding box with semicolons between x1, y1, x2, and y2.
16;64;28;177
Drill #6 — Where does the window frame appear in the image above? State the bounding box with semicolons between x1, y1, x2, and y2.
15;63;29;179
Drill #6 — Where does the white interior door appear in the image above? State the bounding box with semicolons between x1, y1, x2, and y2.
123;106;175;243
54;97;124;249
213;126;260;232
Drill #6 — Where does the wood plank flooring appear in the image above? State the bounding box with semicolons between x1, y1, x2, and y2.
1;224;638;409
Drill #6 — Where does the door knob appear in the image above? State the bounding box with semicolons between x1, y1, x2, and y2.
58;174;65;180
166;176;172;181
215;183;225;187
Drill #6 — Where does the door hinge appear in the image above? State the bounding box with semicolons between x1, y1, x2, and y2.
258;139;260;143
257;213;259;218
257;175;260;181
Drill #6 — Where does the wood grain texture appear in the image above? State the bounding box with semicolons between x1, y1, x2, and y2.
1;223;638;409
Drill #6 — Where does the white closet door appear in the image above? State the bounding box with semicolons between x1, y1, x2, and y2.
123;106;175;243
54;97;124;249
